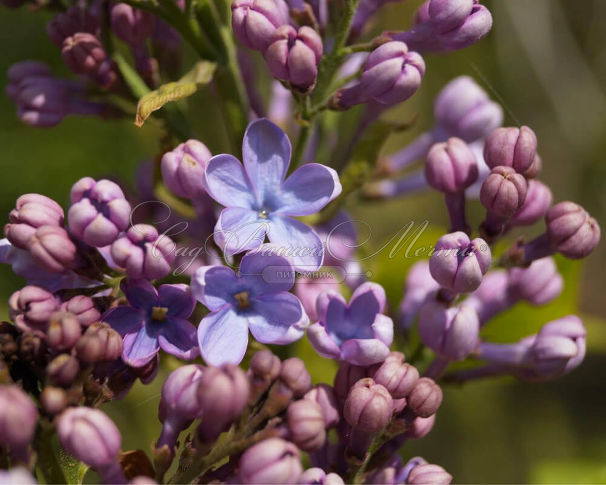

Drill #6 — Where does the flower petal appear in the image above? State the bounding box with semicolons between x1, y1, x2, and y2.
121;279;158;311
158;284;196;318
349;282;386;329
191;265;238;311
205;154;257;209
239;244;295;295
266;216;324;271
197;306;249;365
277;163;342;216
316;290;346;324
102;306;146;336
214;207;269;256
307;322;341;360
248;292;304;343
158;317;199;360
371;313;394;347
272;299;310;344
242;119;291;202
340;338;390;366
122;325;160;367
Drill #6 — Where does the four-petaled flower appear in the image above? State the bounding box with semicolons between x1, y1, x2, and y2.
102;280;198;367
204;118;342;271
307;282;394;366
191;245;309;365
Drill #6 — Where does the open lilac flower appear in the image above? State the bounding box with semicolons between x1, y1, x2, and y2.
204;119;342;271
191;245;309;365
308;282;393;366
102;279;198;367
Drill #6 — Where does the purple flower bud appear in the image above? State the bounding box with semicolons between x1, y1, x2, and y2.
427;0;475;33
61;33;119;89
546;202;601;259
75;322;123;364
407;377;442;418
57;407;126;483
111;224;175;279
46;353;80;387
480;166;528;218
304;384;339;428
41;386;68;415
158;364;204;450
160;140;212;199
465;270;510;323
369;352;419;398
509;180;552;227
287;399;326;451
196;364;249;441
425;138;478;193
344;378;393;432
402;456;452;484
333;361;369;402
508;257;563;306
47;5;100;47
429;232;491;293
0;385;38;463
231;0;290;51
9;285;58;332
418;301;480;361
47;311;82;351
483;126;540;177
239;438;302;484
249;349;281;401
69;177;132;248
60;295;101;326
404;414;435;439
26;225;79;273
5;193;64;249
264;25;322;92
299;468;345;485
279;357;312;398
399;261;440;331
110;3;156;46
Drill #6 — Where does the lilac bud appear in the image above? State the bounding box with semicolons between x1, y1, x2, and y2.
158;364;204;450
546;202;601;259
484;126;540;178
427;0;475;33
47;311;82;351
279;357;312;398
509;180;552;227
9;285;58;332
403;456;452;484
47;6;100;47
334;361;368;402
61;33;118;89
429;232;491;293
508;257;563;306
404;415;435;439
299;468;344;484
248;349;281;401
304;384;339;428
418;301;480;361
75;322;123;364
57;407;126;483
46;353;80;387
5;193;64;249
0;385;38;463
41;386;68;415
196;364;249;441
369;352;419;398
231;0;290;51
344;378;393;432
480;166;528;218
434;76;503;142
239;438;302;484
407;377;442;418
69;177;132;248
160;140;212;199
110;3;155;46
26;225;79;273
264;25;322;92
399;261;440;331
465;270;510;323
60;295;101;327
425;138;478;193
287;399;326;451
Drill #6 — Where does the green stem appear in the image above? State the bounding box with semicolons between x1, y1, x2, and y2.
350;434;386;484
36;425;68;485
292;125;311;169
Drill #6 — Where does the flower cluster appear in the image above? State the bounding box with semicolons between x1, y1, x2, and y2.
0;0;602;483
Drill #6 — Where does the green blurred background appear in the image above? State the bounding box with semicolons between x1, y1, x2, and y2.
1;0;606;483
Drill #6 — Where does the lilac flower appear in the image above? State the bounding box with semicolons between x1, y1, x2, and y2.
191;245;309;365
204;119;341;271
307;282;393;366
102;279;198;367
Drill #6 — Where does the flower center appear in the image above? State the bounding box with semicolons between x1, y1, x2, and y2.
234;291;251;310
258;209;269;219
151;306;168;321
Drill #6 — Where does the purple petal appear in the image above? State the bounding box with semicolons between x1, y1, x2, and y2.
340;338;390;366
242;119;291;202
158;284;196;318
248;292;304;343
158;317;199;360
197;306;249;365
371;313;394;346
214;207;269;256
239;245;296;295
349;282;386;328
315;290;346;323
121;279;158;310
102;306;146;336
271;300;310;344
307;322;341;359
122;325;160;367
276;163;342;216
266;216;324;271
190;265;239;311
205;154;258;209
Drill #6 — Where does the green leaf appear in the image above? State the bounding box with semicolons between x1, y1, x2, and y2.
135;61;216;128
58;450;89;485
